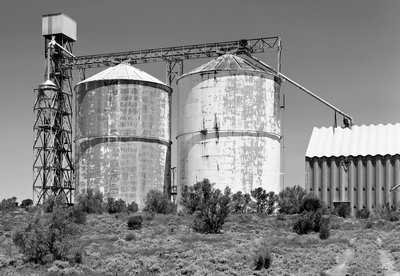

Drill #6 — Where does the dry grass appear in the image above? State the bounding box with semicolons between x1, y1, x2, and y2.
1;211;400;275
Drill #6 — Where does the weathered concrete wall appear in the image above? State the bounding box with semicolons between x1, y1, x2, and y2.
177;70;281;198
75;80;171;208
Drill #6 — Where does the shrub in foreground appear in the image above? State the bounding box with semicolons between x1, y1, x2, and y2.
127;215;143;230
75;188;104;214
299;194;322;213
231;191;253;213
43;194;67;213
253;248;273;270
293;212;314;234
278;185;306;214
127;201;139;214
20;199;33;209
333;202;351;218
374;203;399;222
356;207;370;219
293;195;329;235
251;188;278;214
181;179;213;214
192;186;231;234
107;197;126;214
0;197;18;212
13;207;82;263
144;190;176;214
319;223;330;240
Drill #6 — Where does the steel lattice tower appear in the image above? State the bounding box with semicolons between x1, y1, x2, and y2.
33;14;76;205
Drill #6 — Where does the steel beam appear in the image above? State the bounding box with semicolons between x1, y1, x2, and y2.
62;37;280;70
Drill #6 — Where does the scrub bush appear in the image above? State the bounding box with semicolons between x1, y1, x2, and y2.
231;191;252;213
251;188;278;214
127;215;143;230
181;179;213;214
13;207;82;263
319;223;330;240
75;188;104;214
192;186;231;234
356;207;370;219
144;190;176;214
293;196;329;235
333;202;351;218
107;197;126;214
127;201;139;214
293;212;314;235
278;185;307;214
253;248;273;270
20;199;33;209
68;205;86;224
0;197;18;212
43;194;67;213
299;194;322;213
374;203;400;222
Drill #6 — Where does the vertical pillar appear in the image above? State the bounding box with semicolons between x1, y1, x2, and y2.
321;157;329;204
339;157;348;202
357;157;366;209
375;156;384;209
394;156;400;205
366;156;374;211
385;156;393;208
331;159;339;208
313;159;321;198
349;158;357;216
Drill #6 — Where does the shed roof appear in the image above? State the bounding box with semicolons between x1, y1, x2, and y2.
305;123;400;158
76;63;166;86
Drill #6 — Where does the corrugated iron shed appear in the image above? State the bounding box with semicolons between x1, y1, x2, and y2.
305;124;400;215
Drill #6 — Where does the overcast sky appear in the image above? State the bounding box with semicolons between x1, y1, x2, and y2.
1;0;399;201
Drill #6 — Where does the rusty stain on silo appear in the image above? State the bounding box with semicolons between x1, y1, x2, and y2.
75;63;172;209
177;54;281;199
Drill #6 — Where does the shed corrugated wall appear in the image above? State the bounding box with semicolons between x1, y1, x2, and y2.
306;155;400;215
305;124;400;215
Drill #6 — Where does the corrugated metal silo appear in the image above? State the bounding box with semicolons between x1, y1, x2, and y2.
75;63;172;208
177;54;281;198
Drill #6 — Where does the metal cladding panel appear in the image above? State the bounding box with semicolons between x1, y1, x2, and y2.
42;13;77;41
177;68;281;197
77;141;168;208
306;124;400;158
75;75;171;209
306;155;400;215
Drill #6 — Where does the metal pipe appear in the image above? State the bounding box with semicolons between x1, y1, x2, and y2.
242;54;354;126
50;39;75;58
47;42;51;81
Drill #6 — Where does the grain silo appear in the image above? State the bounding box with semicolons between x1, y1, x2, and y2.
75;63;172;208
177;54;281;198
305;124;400;215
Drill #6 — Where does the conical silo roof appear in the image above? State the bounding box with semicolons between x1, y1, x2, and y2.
76;63;166;86
181;54;264;78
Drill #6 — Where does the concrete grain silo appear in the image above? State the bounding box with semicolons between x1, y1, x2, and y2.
177;54;281;198
75;63;172;208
